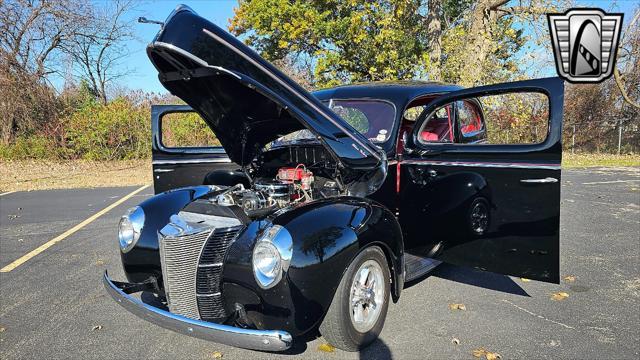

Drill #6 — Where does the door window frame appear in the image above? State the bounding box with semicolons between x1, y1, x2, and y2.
153;105;226;155
405;78;563;156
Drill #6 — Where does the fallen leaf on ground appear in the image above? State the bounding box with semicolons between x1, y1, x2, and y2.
96;259;105;265
472;348;487;358
563;275;576;282
211;351;223;359
520;278;531;282
451;337;460;345
449;303;467;311
318;343;335;352
0;327;5;332
472;347;502;359
551;292;569;301
91;325;103;331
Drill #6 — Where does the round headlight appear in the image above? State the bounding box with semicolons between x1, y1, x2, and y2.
252;225;292;289
254;241;281;277
118;206;144;253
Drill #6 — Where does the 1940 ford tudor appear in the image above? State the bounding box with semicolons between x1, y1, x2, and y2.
104;5;564;352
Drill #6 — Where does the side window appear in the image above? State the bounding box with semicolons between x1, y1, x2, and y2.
417;104;454;143
161;112;221;148
480;93;549;145
417;92;549;146
458;100;484;138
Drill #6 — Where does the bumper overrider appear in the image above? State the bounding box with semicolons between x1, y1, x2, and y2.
102;271;293;352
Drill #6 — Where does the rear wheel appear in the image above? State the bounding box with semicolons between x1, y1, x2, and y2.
319;246;390;351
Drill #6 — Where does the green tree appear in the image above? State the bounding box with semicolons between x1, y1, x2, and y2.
229;0;553;88
230;0;435;87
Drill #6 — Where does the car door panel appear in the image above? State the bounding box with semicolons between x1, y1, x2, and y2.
151;105;241;194
400;77;563;283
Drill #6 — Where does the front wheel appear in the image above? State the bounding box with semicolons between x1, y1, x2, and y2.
319;246;390;351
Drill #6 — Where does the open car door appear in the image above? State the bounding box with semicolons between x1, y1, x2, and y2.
151;105;240;194
401;77;563;283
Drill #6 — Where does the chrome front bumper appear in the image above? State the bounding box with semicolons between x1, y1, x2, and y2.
103;271;293;352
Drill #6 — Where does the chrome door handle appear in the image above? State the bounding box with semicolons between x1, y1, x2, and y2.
154;168;174;173
520;177;558;184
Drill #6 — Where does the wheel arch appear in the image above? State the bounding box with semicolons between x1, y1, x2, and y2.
222;196;404;337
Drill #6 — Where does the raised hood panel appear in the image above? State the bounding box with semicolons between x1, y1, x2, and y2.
147;6;386;195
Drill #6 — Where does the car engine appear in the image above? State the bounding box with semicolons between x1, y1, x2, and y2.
209;164;343;218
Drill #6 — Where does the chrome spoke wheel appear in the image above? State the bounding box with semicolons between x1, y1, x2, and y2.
349;259;385;333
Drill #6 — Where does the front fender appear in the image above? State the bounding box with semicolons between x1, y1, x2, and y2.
121;185;217;283
222;197;403;336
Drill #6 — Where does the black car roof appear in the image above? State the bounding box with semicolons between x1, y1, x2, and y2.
313;80;464;106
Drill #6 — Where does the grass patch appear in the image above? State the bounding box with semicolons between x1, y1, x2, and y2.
563;153;640;168
0;160;151;192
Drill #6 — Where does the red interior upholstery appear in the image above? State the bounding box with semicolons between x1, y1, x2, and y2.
420;131;439;141
461;123;479;134
421;118;451;142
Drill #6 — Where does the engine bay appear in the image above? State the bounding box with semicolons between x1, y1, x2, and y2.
199;144;347;219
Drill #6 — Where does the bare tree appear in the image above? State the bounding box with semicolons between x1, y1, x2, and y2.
0;0;93;143
614;8;640;110
0;0;137;143
0;0;91;79
63;0;137;104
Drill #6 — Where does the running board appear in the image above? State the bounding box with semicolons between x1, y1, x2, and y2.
405;254;442;282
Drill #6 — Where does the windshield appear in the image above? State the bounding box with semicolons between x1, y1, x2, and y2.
325;99;396;143
268;99;396;148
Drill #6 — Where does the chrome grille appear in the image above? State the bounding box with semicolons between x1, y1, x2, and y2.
159;230;212;320
196;226;243;321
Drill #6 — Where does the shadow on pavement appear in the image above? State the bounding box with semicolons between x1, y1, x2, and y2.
360;338;393;360
429;263;530;297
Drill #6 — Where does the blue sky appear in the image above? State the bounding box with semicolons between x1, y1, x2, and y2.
112;0;637;94
119;1;239;94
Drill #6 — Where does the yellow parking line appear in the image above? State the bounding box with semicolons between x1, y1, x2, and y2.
0;191;17;197
0;185;149;273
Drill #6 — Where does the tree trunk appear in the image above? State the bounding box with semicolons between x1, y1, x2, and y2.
426;0;443;81
460;0;499;86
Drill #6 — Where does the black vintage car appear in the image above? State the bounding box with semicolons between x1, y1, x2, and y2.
104;5;564;352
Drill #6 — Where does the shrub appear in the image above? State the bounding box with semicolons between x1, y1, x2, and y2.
63;97;151;160
0;135;60;159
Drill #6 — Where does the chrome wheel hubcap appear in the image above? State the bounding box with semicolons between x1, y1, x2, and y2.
470;202;489;234
349;259;384;333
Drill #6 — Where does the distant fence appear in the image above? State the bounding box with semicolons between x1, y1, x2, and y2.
562;121;639;154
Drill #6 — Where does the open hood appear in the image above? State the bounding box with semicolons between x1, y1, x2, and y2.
146;5;387;196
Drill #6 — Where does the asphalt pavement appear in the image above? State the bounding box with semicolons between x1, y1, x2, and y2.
0;168;638;359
